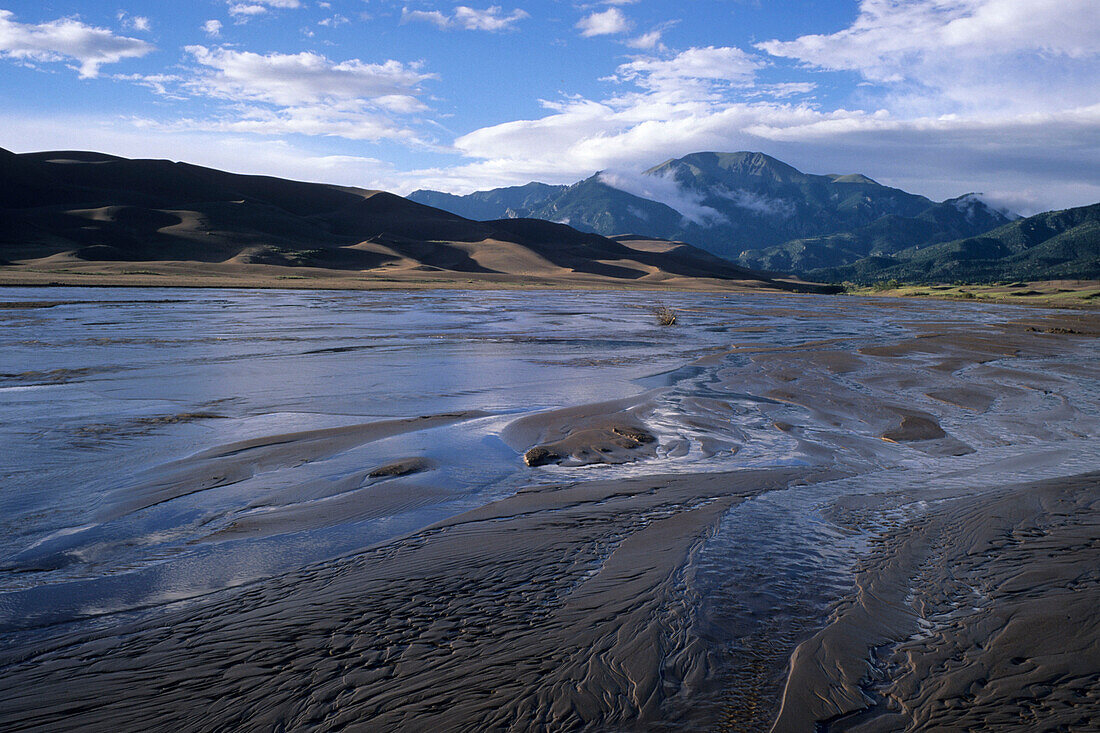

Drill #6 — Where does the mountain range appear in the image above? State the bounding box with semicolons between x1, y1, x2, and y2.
409;152;1024;275
0;147;830;291
4;147;1093;289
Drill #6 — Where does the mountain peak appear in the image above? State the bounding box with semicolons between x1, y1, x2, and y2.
827;173;879;185
647;151;807;186
405;150;1034;271
944;193;1020;222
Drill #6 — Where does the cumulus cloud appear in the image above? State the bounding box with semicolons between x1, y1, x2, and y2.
758;0;1100;113
754;82;816;99
401;6;529;32
613;46;761;94
760;0;1100;71
599;170;727;226
442;50;1100;214
576;8;630;37
626;30;664;51
228;5;269;18
184;46;432;106
202;20;223;37
117;13;151;32
228;0;301;20
0;10;153;78
121;46;436;144
426;2;1099;212
625;20;677;53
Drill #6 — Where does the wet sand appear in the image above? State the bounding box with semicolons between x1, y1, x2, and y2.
0;291;1097;731
776;471;1100;732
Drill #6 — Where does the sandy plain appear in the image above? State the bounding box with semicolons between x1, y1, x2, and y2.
0;253;828;294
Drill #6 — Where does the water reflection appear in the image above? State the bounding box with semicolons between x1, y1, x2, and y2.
0;287;1075;639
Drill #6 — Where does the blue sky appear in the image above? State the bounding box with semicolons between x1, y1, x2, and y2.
1;0;1097;213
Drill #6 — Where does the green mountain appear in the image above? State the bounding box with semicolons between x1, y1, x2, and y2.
408;182;566;221
742;194;1016;273
408;152;1016;268
807;203;1100;283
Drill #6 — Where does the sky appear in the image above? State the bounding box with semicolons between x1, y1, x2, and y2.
0;0;1098;214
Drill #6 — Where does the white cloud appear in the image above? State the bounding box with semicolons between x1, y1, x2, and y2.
226;0;302;20
401;9;448;29
599;170;727;226
117;13;151;33
626;30;663;51
576;8;630;37
229;5;269;18
416;2;1099;213
146;104;424;143
5;104;1097;212
229;0;301;12
613;46;761;94
114;73;185;97
0;10;153;78
116;46;436;144
453;6;528;31
625;20;677;53
761;0;1100;69
438;42;1100;215
755;82;816;99
758;0;1100;113
401;6;529;32
714;188;796;218
184;46;432;106
202;20;223;37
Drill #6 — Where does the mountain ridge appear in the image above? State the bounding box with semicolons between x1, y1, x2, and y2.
808;203;1100;284
408;151;1017;272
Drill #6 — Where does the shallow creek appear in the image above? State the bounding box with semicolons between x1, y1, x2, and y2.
0;287;1096;730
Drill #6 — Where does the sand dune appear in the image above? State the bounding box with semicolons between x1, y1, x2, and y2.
0;147;834;292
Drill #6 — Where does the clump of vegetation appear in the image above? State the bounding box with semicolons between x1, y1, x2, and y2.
654;305;677;326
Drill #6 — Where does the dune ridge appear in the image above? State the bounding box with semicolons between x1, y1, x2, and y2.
0;147;834;293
